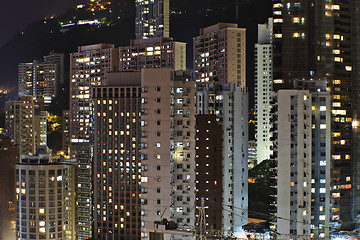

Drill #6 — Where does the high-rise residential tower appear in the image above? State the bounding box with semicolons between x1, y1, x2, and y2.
69;43;119;239
255;18;273;164
140;68;196;240
69;44;118;151
91;72;142;240
15;146;76;240
195;114;223;230
5;96;47;156
193;23;246;88
272;89;331;238
18;52;65;104
196;82;249;233
119;37;186;72
272;0;358;226
135;0;169;39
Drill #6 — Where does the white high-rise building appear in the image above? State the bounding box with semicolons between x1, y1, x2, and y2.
255;18;273;164
272;89;331;238
197;82;249;232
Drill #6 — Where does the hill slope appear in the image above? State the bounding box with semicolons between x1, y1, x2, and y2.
0;0;272;103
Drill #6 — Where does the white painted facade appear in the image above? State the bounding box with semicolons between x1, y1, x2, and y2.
196;82;248;233
273;90;330;238
255;18;273;164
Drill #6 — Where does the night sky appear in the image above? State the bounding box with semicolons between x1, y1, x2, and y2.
0;0;82;47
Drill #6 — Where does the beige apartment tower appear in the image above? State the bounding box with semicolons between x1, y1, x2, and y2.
119;37;186;72
140;68;196;240
194;23;246;87
5;96;47;157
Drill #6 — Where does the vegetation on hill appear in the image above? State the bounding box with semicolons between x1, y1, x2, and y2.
248;160;275;220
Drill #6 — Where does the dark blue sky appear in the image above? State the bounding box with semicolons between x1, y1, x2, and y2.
0;0;82;47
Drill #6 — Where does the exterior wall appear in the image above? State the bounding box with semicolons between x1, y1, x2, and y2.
274;90;331;238
272;0;353;225
5;97;47;156
275;90;312;237
18;63;34;97
223;85;248;232
92;82;142;239
195;115;223;230
69;43;118;148
69;43;118;239
119;37;186;72
34;110;47;148
196;83;248;232
15;151;75;240
18;54;63;104
193;23;246;88
62;159;77;240
255;19;273;164
62;110;70;156
135;0;169;39
140;69;195;240
310;93;331;238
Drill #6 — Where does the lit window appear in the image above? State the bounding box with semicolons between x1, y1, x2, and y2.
332;5;340;10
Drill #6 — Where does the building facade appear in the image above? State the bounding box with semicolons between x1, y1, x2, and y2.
195;114;223;230
69;43;119;239
62;110;70;157
193;23;246;88
255;18;273;164
5;97;47;156
140;68;196;240
119;37;186;72
135;0;169;39
272;0;355;225
272;90;330;238
91;72;142;239
18;52;65;104
196;82;249;233
15;146;76;240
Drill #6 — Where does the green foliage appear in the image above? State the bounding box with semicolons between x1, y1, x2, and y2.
248;160;275;220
